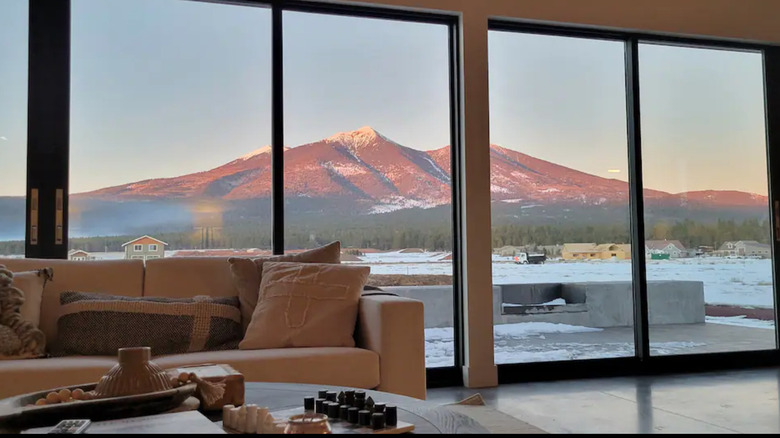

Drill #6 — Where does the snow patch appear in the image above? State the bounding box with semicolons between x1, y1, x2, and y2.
706;316;775;329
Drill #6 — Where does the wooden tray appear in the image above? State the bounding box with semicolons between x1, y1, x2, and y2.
0;382;197;431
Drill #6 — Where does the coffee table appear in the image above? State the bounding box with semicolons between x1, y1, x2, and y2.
217;382;489;434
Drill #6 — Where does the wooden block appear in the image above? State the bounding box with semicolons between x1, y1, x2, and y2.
167;364;244;411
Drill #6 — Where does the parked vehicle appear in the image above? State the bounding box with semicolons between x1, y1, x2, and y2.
514;252;547;264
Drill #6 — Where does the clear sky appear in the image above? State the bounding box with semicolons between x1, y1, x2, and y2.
0;0;770;196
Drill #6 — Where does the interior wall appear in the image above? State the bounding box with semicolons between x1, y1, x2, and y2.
321;0;780;388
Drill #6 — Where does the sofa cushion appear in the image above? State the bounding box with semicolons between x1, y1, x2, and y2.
240;262;370;350
228;242;342;331
55;292;242;357
0;259;144;346
144;257;237;299
12;269;52;328
155;347;380;390
0;356;117;398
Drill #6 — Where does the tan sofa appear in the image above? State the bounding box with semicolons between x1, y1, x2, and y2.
0;257;426;400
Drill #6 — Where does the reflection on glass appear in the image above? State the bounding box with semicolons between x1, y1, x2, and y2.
0;0;28;256
639;43;775;354
69;0;272;260
489;31;634;364
283;11;454;367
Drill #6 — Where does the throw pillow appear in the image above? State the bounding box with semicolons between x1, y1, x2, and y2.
55;292;242;357
239;261;369;350
12;268;53;328
0;265;46;360
228;241;341;332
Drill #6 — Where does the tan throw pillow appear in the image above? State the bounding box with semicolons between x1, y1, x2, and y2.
239;261;369;350
12;268;53;328
228;241;341;332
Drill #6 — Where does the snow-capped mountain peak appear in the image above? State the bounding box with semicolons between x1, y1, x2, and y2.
326;126;389;149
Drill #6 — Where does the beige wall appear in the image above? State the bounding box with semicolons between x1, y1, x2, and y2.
319;0;780;388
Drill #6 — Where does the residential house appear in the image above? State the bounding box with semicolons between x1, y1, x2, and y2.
122;236;167;261
645;240;688;258
718;240;771;258
67;249;95;261
562;243;631;260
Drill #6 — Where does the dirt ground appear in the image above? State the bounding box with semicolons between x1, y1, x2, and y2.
366;274;452;287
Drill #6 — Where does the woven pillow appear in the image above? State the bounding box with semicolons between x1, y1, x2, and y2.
228;241;341;332
0;266;46;360
55;292;242;357
240;261;369;350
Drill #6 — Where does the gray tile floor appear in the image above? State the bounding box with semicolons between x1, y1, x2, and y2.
427;368;780;433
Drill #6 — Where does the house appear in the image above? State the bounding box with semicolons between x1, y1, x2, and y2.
718;240;771;258
645;240;688;258
122;236;167;261
67;249;95;261
562;243;631;260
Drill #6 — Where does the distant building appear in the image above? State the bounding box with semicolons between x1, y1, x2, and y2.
645;240;688;258
562;243;631;260
122;236;167;261
494;245;523;257
67;249;95;261
717;240;771;258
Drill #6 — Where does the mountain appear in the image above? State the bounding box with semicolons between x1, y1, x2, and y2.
77;126;767;213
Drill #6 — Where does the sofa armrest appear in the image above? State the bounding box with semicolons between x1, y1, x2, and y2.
356;295;426;400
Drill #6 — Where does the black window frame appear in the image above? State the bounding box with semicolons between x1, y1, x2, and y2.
489;19;780;384
24;0;465;387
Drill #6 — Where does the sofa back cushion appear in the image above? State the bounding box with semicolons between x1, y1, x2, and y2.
144;257;237;299
0;259;144;347
55;292;242;357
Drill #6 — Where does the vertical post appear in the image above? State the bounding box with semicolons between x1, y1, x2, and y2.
271;1;284;255
459;11;498;388
625;38;650;360
27;0;70;259
762;47;780;348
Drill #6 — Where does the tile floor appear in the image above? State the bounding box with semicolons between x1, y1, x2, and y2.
427;367;780;433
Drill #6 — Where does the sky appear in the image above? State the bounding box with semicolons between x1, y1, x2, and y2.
0;0;770;197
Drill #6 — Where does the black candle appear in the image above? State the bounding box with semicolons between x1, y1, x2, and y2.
340;405;349;420
347;407;359;424
358;410;371;427
318;389;328;399
345;390;355;406
304;397;315;411
373;402;386;414
355;390;366;400
327;402;340;418
315;398;325;414
326;391;338;402
371;413;386;430
385;405;397;426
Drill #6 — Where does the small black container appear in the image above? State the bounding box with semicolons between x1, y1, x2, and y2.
304;397;315;411
326;391;338;402
385;405;397;426
318;389;328;399
345;390;355;406
373;402;386;414
315;398;325;414
358;410;371;427
339;405;349;420
355;390;366;400
371;413;386;430
347;407;359;424
327;402;340;418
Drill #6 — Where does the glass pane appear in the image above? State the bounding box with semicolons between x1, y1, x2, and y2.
0;0;28;257
489;31;635;364
70;0;272;261
284;12;454;368
639;44;775;354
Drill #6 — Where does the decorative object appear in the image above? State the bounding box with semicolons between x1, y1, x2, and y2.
239;262;370;350
55;292;242;357
0;265;46;360
8;268;52;329
167;363;244;410
228;241;342;331
283;413;332;434
93;347;172;398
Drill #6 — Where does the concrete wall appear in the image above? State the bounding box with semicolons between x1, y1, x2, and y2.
384;280;705;329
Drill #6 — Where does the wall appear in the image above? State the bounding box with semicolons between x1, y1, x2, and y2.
328;0;780;388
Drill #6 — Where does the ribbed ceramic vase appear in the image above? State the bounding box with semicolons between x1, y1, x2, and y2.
92;347;172;398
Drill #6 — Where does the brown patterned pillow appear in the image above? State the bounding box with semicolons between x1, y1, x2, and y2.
239;261;369;350
55;292;242;357
228;241;341;332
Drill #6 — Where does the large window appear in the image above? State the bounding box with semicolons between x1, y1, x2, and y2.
639;43;776;354
283;11;455;368
489;31;635;364
69;0;272;259
0;0;28;257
